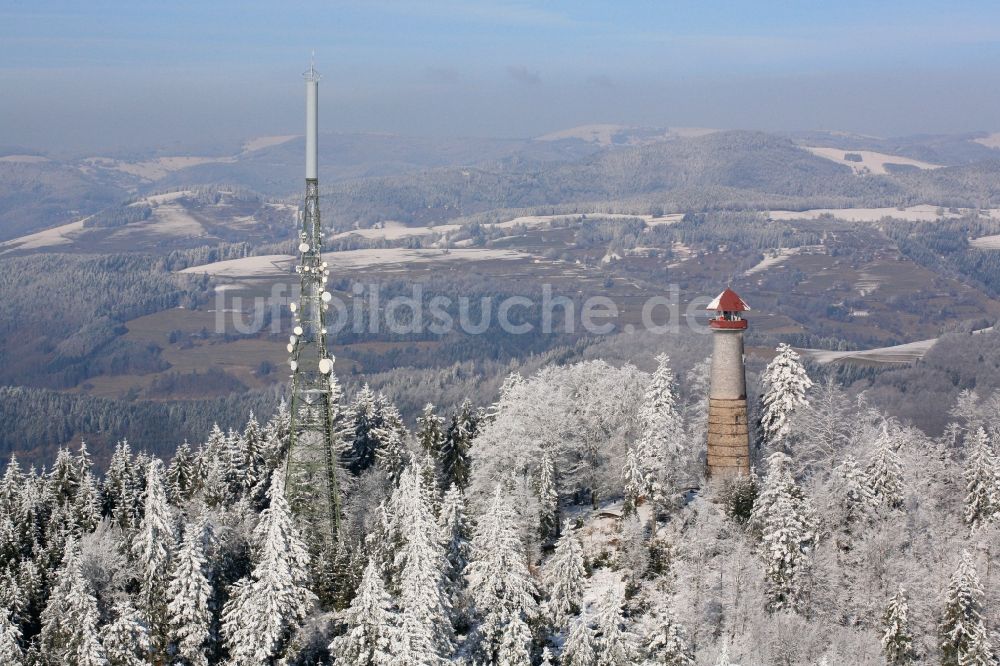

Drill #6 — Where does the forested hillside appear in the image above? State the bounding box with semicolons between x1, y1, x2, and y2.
0;348;997;664
0;160;123;240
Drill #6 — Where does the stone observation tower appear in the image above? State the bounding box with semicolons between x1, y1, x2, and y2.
285;58;342;548
705;287;751;478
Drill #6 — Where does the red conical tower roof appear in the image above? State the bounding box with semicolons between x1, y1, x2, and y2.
706;287;750;312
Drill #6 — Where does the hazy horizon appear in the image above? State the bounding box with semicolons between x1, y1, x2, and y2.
5;0;1000;155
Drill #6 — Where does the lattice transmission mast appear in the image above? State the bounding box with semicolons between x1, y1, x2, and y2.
285;58;342;548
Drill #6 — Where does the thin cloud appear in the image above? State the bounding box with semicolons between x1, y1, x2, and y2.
587;74;615;88
507;65;541;86
424;66;460;84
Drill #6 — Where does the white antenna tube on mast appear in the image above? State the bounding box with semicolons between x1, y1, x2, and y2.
304;52;320;180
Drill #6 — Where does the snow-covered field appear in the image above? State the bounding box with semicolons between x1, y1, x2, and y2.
855;271;880;297
82;156;233;181
241;135;297;153
745;248;800;275
119;202;205;239
333;221;461;241
535;124;717;145
1;190;208;253
324;248;528;269
769;204;997;223
333;213;682;243
0;154;49;163
0;219;87;253
974;132;1000;149
180;248;529;278
179;254;296;278
802;146;941;175
970;234;1000;249
497;212;681;230
797;326;996;364
799;338;938;365
142;191;192;206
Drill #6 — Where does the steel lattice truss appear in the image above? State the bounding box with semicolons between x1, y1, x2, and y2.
285;176;342;548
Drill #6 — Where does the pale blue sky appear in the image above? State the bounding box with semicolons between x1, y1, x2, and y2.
4;1;1000;154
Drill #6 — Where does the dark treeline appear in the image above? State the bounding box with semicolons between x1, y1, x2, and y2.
0;384;281;471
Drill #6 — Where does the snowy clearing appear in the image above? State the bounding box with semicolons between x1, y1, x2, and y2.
333;221;461;241
970;234;1000;249
802;326;994;365
0;219;87;253
745;248;800;275
82;156;233;181
323;248;529;269
0;154;49;163
333;213;681;243
856;272;880;297
974;132;1000;149
496;212;680;230
179;254;295;278
801;146;941;175
535;124;717;145
110;195;206;239
799;338;938;365
536;124;642;145
179;248;528;277
141;191;193;205
768;204;998;223
241;135;298;153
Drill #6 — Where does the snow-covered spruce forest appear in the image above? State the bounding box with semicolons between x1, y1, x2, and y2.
0;347;998;665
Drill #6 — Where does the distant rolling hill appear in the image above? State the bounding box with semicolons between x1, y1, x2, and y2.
9;128;1000;248
0;157;124;241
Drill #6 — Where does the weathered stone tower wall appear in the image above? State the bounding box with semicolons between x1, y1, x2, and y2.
707;328;751;478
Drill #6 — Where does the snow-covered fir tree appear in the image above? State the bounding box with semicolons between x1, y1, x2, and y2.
467;486;539;665
132;458;175;657
100;599;151;666
760;343;813;448
167;518;213;666
438;484;471;627
440;400;476;491
347;385;381;475
37;538;107;666
167;441;197;503
621;444;646;519
351;391;409;483
417;403;446;457
390;464;453;663
222;472;315;665
103;440;139;530
644;609;695;665
828;454;876;537
751;452;817;611
940;550;994;666
867;423;905;510
881;585;916;665
73;470;102;534
543;530;586;630
637;353;684;492
0;607;23;666
963;427;999;530
594;587;637;665
328;558;398;666
374;407;410;485
561;612;597;666
714;639;734;666
537;448;560;543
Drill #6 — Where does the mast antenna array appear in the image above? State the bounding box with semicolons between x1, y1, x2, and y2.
285;55;342;551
